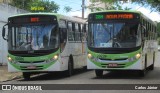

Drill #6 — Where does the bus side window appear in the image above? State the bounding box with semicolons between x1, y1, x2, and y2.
67;22;74;41
72;22;75;41
59;20;67;52
79;24;82;42
60;28;67;52
75;23;81;42
78;23;82;42
141;24;146;41
82;24;87;41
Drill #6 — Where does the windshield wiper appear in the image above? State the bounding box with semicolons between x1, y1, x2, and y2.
101;23;110;35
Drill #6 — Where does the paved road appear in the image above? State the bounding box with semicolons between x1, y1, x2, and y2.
1;52;160;93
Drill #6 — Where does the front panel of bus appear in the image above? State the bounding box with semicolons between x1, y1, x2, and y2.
87;12;143;70
7;15;60;72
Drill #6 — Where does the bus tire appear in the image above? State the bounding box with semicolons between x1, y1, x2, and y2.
139;55;147;77
95;70;103;77
83;66;87;70
139;70;146;77
149;52;155;70
23;72;30;80
66;56;74;77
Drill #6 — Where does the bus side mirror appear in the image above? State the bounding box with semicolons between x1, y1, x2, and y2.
2;24;8;40
2;27;5;38
60;28;65;43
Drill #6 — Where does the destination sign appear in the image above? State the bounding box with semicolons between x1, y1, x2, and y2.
93;13;138;20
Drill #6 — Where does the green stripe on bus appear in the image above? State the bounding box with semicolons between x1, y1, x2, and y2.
8;49;60;71
88;48;142;68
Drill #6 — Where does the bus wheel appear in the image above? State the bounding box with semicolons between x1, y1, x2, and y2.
149;52;155;70
139;70;146;77
66;56;74;77
23;72;30;80
95;70;103;77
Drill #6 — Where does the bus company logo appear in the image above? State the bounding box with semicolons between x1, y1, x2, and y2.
97;55;107;59
28;50;34;53
2;85;11;90
15;57;24;61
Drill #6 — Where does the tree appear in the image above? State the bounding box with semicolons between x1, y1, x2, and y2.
90;0;160;12
29;0;59;13
10;0;33;10
132;0;160;12
97;0;160;12
88;0;131;12
9;0;60;13
88;0;115;12
63;6;72;13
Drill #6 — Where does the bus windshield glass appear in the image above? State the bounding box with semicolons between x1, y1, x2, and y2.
88;22;141;48
8;24;59;51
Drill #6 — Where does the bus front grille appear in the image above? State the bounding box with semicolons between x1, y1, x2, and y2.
99;58;128;61
20;66;43;70
18;60;45;63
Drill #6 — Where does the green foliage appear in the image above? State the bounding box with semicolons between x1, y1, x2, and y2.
63;6;72;13
88;0;115;12
97;0;114;3
132;0;160;12
124;7;132;10
29;0;59;13
88;0;131;12
90;0;160;12
10;0;33;10
9;0;59;13
114;2;123;10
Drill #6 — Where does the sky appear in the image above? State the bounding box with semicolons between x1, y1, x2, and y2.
51;0;160;22
51;0;84;17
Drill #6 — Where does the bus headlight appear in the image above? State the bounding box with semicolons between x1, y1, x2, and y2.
53;55;58;60
88;53;98;62
88;53;92;58
135;53;141;59
50;54;58;62
8;57;18;64
8;57;12;62
128;53;141;62
45;55;59;63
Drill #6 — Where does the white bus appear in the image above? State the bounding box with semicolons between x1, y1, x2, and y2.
2;13;87;79
87;10;158;77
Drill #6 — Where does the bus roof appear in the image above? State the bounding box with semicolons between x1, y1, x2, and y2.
9;12;86;23
89;10;142;14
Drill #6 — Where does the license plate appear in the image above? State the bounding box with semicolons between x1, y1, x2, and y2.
27;66;36;69
108;63;118;68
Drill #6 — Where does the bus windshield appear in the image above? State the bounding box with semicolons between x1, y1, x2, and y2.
88;22;141;48
8;24;59;51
